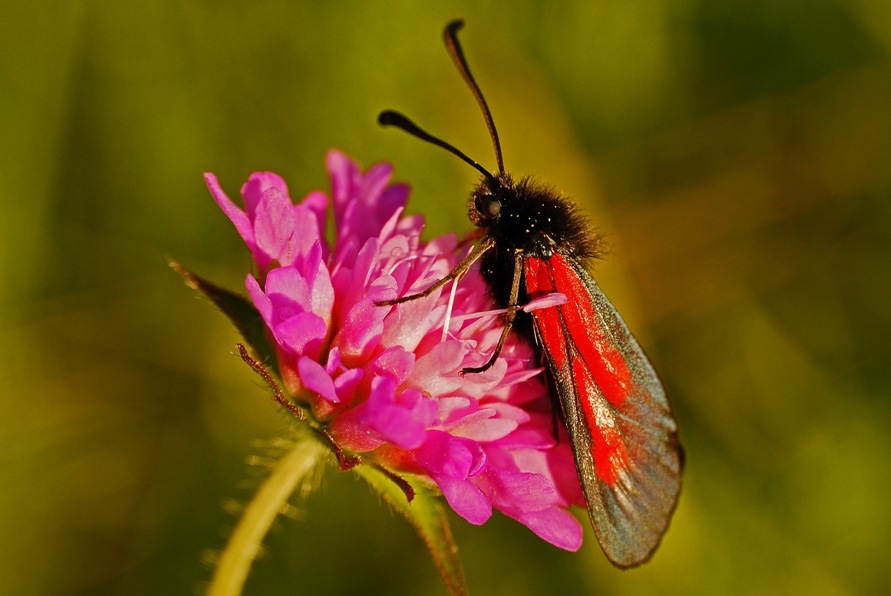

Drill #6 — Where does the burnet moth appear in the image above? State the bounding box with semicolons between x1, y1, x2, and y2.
377;20;683;568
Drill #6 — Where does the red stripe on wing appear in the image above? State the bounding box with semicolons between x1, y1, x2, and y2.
525;255;629;485
524;255;568;368
552;257;631;407
570;354;629;485
526;255;631;408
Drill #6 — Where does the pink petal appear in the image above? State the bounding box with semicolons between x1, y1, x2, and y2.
418;431;486;478
333;368;363;406
360;162;394;205
335;297;386;363
435;476;492;525
265;267;311;313
448;409;518;442
370;347;415;385
205;173;255;249
300;190;329;244
249;176;296;268
523;292;568;312
405;341;466;396
291;203;325;261
240;171;290;214
329;404;387;453
276;312;327;356
380;292;443;353
362;377;429;449
245;274;272;323
510;507;583;552
486;467;558;512
298;356;339;403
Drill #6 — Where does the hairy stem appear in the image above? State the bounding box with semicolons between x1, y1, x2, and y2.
207;437;325;596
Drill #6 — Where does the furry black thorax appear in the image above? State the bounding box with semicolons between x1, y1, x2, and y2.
469;173;604;313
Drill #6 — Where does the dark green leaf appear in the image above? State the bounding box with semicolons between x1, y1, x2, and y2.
170;260;277;372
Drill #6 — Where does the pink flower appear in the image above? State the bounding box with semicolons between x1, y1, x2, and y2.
205;150;584;550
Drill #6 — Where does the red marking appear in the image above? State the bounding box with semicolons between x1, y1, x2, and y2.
548;255;631;407
524;255;632;485
524;257;567;368
525;255;631;407
572;356;628;485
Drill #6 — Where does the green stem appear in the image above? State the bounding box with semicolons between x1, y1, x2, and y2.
208;436;325;596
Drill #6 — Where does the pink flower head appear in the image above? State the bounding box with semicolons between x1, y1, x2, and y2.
206;150;585;550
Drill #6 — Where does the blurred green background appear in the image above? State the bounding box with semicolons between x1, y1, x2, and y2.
3;1;890;594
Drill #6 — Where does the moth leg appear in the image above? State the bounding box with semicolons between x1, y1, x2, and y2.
462;250;523;374
375;236;495;306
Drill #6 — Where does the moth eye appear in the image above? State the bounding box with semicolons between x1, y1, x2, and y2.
476;195;501;219
487;197;501;217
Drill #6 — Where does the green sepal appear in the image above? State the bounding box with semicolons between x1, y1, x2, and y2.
170;260;278;374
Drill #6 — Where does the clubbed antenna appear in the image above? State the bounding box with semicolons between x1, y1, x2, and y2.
444;20;504;175
378;110;496;181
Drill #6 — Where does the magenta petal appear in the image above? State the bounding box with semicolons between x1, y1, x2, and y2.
360;162;394;205
380;291;442;353
301;243;334;319
486;402;531;424
435;397;474;424
291;204;324;261
381;182;410;214
349;239;380;302
331;238;380;323
330;404;387;452
264;267;311;310
371;347;415;384
276;312;327;355
335;297;386;361
205;173;255;248
333;367;363;405
449;409;518;442
240;171;290;216
327;150;360;215
487;468;557;512
362;377;428;449
298;356;339;403
245;274;273;322
378;208;407;246
418;431;486;479
511;507;583;551
434;476;492;525
252;185;296;268
327;150;413;252
523;292;568;312
493;424;556;450
300;190;329;244
324;346;342;373
406;341;466;395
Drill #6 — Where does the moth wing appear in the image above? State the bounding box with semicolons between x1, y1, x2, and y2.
525;254;683;567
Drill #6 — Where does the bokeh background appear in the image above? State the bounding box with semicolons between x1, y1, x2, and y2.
3;1;890;594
